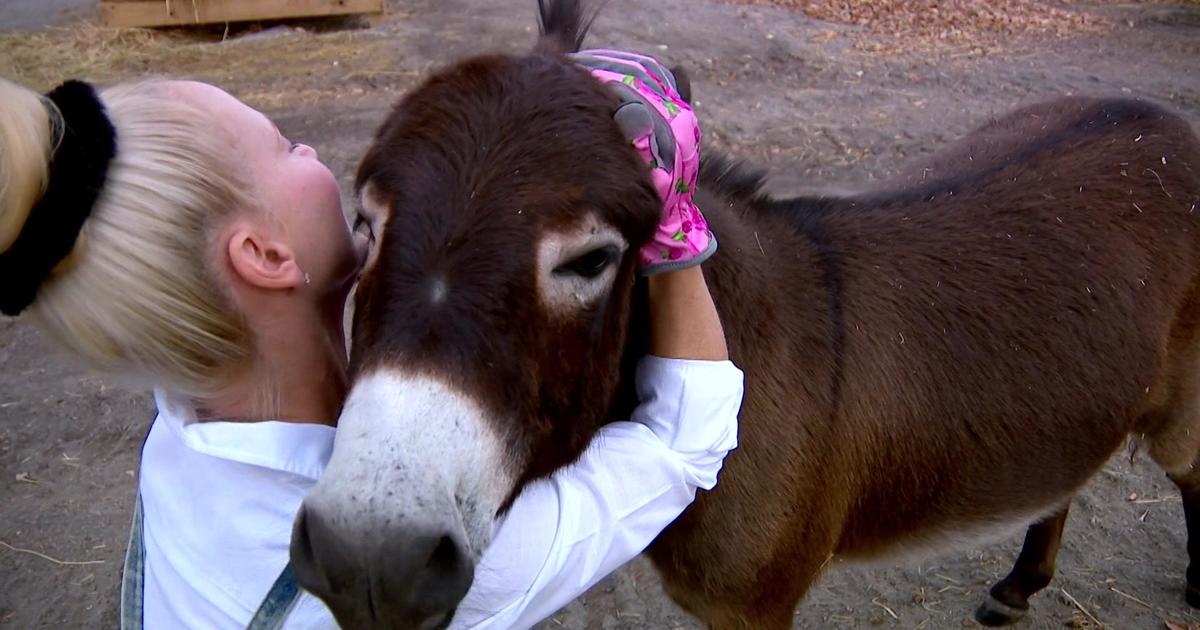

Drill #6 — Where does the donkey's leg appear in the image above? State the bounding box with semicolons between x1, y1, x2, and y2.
1146;335;1200;607
975;506;1070;627
1167;474;1200;608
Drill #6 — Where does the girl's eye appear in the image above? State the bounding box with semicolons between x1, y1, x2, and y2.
290;142;301;152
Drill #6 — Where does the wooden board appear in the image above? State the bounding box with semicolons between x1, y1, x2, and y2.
99;0;383;28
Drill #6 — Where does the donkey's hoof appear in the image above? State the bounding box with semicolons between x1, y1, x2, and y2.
974;594;1029;627
1187;583;1200;609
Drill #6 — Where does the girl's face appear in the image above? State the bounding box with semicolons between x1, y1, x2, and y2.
176;81;367;299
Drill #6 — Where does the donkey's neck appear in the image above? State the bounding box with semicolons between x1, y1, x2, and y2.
697;189;849;417
612;189;848;428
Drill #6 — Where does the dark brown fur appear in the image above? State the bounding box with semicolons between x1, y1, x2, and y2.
649;96;1200;626
350;2;1200;627
351;49;659;499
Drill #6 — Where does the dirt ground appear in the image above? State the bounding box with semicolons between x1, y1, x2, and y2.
0;0;94;31
2;0;1200;628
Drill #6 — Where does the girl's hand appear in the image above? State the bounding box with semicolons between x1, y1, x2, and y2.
572;49;717;275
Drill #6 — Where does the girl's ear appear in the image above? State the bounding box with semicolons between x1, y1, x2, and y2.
225;223;305;290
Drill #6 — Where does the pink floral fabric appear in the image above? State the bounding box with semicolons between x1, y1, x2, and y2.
577;49;716;272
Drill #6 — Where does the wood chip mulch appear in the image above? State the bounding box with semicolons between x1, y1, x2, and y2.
735;0;1114;54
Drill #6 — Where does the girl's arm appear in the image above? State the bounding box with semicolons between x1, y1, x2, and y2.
647;266;728;361
448;267;741;630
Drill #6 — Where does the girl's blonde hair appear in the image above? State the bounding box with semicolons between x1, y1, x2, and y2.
1;78;254;399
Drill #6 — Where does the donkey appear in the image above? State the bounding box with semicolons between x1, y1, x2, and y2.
290;1;1200;627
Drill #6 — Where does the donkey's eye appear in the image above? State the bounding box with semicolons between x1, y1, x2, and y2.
556;245;619;279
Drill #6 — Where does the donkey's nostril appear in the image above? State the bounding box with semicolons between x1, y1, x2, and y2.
428;535;463;571
422;534;472;604
396;532;474;619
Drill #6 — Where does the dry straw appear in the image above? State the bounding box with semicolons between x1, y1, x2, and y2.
0;22;404;109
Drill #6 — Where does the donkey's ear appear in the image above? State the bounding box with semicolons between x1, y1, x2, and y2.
535;0;598;55
671;65;693;104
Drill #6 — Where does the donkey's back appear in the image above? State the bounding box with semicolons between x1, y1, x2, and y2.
651;97;1200;628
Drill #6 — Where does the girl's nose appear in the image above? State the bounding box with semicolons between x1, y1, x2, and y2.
296;143;318;159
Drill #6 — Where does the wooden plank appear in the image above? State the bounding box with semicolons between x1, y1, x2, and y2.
100;0;383;28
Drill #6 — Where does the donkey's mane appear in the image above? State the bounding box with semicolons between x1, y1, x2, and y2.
698;152;773;208
698;151;843;240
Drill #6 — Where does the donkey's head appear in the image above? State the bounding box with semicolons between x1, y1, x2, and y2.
290;1;663;626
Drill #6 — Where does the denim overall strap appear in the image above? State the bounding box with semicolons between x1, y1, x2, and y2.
245;562;302;630
118;492;302;630
119;495;146;630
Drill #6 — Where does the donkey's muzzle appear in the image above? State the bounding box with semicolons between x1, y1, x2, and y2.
290;503;474;629
289;371;514;627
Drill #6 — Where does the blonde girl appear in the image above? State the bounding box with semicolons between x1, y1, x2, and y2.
0;73;741;629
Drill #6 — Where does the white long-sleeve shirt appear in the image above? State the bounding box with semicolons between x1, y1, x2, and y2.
138;357;743;629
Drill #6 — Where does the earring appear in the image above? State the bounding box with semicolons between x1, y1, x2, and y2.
304;273;312;286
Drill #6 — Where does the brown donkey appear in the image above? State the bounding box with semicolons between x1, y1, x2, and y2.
290;1;1200;627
